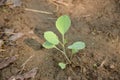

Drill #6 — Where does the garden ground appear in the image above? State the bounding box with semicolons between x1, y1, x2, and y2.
0;0;120;80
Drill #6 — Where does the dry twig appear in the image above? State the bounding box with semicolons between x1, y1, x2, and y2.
25;8;53;14
9;67;38;80
20;55;34;74
100;57;108;67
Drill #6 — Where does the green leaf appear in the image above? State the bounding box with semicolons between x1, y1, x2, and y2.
68;41;85;50
58;62;66;69
56;15;71;35
42;41;55;49
44;31;59;45
72;49;79;54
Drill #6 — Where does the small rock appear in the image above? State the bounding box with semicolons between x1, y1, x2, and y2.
83;67;87;73
110;64;115;69
0;40;4;47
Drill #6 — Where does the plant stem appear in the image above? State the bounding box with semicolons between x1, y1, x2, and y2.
62;35;71;64
54;46;71;64
62;35;66;53
59;41;63;46
64;51;71;64
62;35;65;45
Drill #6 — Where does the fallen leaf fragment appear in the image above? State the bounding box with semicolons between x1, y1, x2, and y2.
0;0;6;6
0;56;17;69
8;67;38;80
9;32;24;41
4;28;14;36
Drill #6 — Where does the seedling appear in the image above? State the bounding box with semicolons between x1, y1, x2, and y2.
43;15;85;69
58;62;66;69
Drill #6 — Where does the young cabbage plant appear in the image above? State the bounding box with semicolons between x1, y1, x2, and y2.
58;62;66;70
43;15;86;69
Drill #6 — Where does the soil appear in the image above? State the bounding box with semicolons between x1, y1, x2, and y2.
0;0;120;80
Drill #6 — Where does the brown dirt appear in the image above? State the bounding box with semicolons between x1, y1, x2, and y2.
0;0;120;80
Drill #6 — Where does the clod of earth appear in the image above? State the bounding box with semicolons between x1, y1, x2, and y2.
24;38;42;50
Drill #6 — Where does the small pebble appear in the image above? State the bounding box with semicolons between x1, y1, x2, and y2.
0;40;4;47
110;64;115;69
